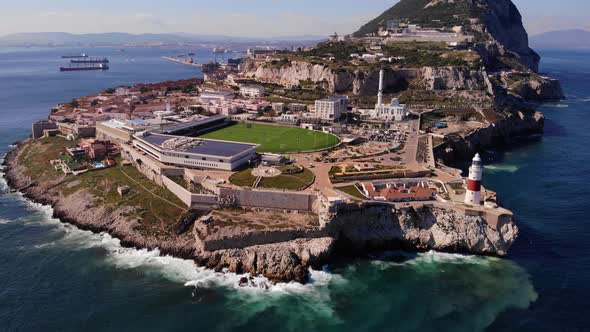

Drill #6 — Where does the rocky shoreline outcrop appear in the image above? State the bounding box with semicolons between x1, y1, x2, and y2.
3;139;519;284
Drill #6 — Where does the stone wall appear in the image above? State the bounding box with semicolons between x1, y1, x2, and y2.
219;187;317;211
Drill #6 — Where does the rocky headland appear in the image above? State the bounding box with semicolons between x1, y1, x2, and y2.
3;142;518;283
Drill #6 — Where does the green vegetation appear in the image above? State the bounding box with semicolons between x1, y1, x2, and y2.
276;40;481;73
18;136;74;179
353;0;485;37
381;42;480;68
201;122;340;153
228;170;257;187
336;185;367;200
263;82;326;103
59;161;186;236
229;167;315;191
19;137;186;237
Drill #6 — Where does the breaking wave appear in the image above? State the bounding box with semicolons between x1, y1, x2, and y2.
8;184;340;295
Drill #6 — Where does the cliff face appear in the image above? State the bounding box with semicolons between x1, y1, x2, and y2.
512;77;564;101
242;60;487;96
478;0;540;72
325;203;517;256
192;199;518;282
434;110;545;164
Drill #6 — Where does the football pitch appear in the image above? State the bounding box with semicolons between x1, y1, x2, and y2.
200;123;340;153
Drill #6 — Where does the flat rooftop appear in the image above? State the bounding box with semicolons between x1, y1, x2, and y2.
317;96;348;102
139;132;257;158
159;114;227;134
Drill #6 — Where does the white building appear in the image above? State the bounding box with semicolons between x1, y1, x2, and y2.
278;113;299;124
373;98;407;122
239;84;265;98
313;96;348;122
361;69;407;122
133;132;258;171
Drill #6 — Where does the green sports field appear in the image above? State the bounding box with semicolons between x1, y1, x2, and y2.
200;123;340;153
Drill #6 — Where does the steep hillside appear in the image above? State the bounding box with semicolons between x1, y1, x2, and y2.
354;0;482;35
354;0;540;72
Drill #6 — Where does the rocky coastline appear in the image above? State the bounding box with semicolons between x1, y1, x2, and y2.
3;141;519;283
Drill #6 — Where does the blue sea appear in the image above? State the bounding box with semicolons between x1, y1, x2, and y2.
0;47;588;331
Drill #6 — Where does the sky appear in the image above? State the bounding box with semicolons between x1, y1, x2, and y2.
0;0;588;37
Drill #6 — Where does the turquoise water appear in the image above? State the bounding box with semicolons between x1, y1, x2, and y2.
0;47;588;331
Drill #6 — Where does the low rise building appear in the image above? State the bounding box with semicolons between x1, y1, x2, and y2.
239;84;265;98
372;98;408;122
361;181;437;202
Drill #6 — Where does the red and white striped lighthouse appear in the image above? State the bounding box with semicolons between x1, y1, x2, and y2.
465;153;483;205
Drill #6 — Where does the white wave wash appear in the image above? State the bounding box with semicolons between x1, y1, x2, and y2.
370;250;495;270
484;164;520;173
5;180;340;296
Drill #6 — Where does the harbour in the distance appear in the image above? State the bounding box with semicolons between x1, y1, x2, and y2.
0;47;589;331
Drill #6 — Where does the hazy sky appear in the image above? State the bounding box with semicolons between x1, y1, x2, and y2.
0;0;588;37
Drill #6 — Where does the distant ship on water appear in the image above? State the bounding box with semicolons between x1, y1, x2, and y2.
60;63;109;72
61;53;88;59
70;57;109;64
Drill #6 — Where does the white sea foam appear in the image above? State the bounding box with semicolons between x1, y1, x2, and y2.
372;250;495;269
484;164;520;173
8;183;341;295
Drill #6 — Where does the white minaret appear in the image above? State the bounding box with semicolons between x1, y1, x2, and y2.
166;101;171;113
377;69;384;108
464;153;483;205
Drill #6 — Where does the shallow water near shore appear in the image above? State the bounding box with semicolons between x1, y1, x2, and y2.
1;47;589;331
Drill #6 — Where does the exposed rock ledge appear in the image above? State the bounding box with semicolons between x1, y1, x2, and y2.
3;141;518;284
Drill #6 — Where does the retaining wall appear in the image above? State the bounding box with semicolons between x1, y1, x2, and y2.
219;187;317;211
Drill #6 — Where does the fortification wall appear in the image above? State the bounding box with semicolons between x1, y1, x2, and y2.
219;187;317;211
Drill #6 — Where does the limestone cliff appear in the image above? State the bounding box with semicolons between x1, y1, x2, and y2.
434;110;545;164
325;203;517;256
191;200;518;283
242;60;487;96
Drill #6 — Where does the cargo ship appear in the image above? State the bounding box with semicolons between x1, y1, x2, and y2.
70;57;109;64
60;63;109;72
61;53;88;59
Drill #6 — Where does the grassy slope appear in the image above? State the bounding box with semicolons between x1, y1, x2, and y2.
200;123;340;153
229;168;315;191
18;137;186;237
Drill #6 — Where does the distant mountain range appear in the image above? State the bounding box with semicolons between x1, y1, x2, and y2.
530;29;590;49
0;32;327;46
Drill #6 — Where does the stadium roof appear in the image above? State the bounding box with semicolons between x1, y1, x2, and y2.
139;132;257;158
159;115;227;134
